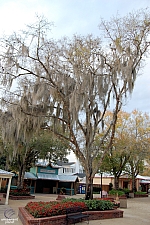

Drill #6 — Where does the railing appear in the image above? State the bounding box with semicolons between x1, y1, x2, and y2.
9;185;17;190
57;188;74;195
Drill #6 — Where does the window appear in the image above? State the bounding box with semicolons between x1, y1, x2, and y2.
63;168;75;173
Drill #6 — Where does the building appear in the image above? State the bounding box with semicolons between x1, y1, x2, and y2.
24;160;79;195
79;173;150;193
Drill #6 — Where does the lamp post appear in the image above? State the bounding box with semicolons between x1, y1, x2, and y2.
100;172;103;198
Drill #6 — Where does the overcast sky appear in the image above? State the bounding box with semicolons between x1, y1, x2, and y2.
0;0;150;113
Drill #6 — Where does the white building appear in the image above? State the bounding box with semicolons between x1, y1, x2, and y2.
57;158;84;176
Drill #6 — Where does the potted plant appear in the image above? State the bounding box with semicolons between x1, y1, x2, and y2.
60;187;66;195
56;187;66;200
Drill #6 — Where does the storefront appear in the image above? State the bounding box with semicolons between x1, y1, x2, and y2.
27;162;79;195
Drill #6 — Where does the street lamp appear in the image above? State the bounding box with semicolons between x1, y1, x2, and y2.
98;170;103;198
100;172;103;198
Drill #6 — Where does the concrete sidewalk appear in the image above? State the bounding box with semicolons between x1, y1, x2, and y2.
0;194;150;225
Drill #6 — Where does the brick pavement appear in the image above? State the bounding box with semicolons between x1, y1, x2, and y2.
0;194;149;225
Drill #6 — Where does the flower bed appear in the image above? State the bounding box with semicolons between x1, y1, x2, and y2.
25;201;88;218
10;187;31;196
25;199;115;218
3;186;35;200
19;198;123;224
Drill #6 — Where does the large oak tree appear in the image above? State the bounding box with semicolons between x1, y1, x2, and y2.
0;10;150;198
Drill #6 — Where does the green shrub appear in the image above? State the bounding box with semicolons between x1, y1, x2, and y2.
0;187;7;193
122;188;130;194
109;189;124;196
93;191;99;194
85;199;113;210
62;198;113;211
134;191;147;195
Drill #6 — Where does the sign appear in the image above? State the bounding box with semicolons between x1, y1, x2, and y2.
40;169;55;174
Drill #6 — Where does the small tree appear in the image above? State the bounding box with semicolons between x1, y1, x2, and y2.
30;130;70;163
99;110;150;190
126;110;150;191
98;111;131;189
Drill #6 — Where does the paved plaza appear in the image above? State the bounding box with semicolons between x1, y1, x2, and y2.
0;193;150;225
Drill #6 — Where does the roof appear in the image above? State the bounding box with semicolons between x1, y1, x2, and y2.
140;180;150;184
37;173;59;180
0;169;14;178
73;173;86;179
24;172;79;182
24;172;37;180
58;175;79;182
56;161;75;166
95;173;114;178
35;160;61;168
137;175;150;180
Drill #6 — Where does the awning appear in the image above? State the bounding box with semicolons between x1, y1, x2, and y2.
93;177;112;185
140;180;150;184
58;175;79;182
0;169;14;178
37;173;59;180
137;175;150;180
24;172;37;180
35;173;79;182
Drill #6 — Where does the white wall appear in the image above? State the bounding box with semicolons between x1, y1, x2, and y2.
58;151;84;175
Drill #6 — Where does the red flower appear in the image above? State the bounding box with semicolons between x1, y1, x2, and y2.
25;201;87;218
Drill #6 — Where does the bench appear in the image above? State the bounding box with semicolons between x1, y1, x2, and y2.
66;206;89;225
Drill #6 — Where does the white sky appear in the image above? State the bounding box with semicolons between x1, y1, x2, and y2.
0;0;150;113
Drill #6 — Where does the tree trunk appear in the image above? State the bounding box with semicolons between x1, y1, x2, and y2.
132;175;137;192
131;164;137;192
85;175;93;200
114;176;119;190
17;163;26;189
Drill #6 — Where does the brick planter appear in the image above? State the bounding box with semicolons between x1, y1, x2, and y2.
134;194;148;197
19;207;123;225
95;197;114;202
56;194;66;200
3;194;35;200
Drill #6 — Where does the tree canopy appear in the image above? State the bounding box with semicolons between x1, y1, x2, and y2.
30;130;69;163
0;109;69;188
